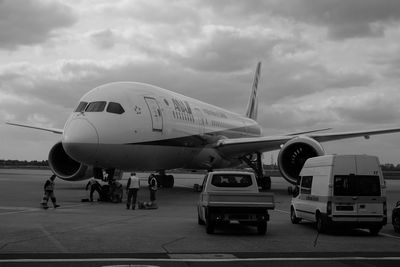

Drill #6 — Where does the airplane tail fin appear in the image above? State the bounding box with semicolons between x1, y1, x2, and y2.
245;61;261;121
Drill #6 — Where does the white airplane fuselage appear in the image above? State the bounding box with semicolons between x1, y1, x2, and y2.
62;82;261;172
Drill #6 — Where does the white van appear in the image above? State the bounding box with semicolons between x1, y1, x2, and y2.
290;155;387;235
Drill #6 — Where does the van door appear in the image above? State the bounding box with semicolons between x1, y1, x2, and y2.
297;176;314;220
332;175;358;222
354;175;384;222
144;97;163;132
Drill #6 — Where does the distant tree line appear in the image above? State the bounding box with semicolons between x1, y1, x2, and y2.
0;159;48;168
1;159;400;171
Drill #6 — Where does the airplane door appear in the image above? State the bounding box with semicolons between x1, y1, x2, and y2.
144;97;163;132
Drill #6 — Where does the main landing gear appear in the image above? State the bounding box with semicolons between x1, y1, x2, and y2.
241;152;271;190
155;170;174;188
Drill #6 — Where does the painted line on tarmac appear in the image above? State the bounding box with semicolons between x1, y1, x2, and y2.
379;233;400;239
274;208;400;240
274;208;289;214
1;256;400;263
39;226;68;253
0;206;40;215
0;203;91;216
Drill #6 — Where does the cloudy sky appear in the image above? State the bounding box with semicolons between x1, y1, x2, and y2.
1;0;400;164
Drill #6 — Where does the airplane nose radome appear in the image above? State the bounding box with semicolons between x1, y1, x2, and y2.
62;118;99;164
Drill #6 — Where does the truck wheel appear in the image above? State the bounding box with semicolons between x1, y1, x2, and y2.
393;216;400;233
257;221;267;235
198;214;205;225
369;226;381;235
316;213;327;233
290;207;301;224
206;219;215;234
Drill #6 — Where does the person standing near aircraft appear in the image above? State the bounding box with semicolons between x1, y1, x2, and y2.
41;174;60;209
86;177;102;202
126;172;140;209
148;174;158;202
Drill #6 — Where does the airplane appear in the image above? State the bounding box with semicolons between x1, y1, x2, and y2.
6;62;400;189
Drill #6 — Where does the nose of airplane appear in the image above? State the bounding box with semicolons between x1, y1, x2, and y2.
62;118;99;164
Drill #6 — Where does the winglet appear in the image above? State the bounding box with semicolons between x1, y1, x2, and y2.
245;62;261;121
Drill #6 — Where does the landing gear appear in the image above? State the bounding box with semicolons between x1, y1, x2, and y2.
155;170;174;188
241;152;271;190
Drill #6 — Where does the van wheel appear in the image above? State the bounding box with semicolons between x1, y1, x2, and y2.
291;207;301;224
257;221;267;235
316;213;327;233
369;227;381;235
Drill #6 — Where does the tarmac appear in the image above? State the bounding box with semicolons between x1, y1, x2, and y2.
1;169;400;266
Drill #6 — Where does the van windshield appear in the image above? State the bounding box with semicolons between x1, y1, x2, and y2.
334;175;381;196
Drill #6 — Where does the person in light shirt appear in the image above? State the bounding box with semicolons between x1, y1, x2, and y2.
126;172;140;209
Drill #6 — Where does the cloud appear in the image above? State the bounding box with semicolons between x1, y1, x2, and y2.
202;0;400;40
89;29;117;50
0;0;76;50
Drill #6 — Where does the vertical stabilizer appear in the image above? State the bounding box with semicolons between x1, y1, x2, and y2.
245;62;261;120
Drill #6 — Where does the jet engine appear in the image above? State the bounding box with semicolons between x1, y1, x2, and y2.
48;142;92;181
277;136;325;185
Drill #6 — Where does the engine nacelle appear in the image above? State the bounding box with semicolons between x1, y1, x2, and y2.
48;142;93;181
277;136;325;185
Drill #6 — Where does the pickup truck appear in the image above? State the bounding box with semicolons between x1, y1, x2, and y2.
197;171;275;235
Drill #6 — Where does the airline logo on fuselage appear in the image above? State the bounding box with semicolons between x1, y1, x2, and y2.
172;98;192;115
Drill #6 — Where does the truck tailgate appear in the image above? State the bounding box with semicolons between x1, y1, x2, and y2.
204;192;275;209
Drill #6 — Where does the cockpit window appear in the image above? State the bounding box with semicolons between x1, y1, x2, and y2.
106;102;125;114
85;101;106;112
74;101;88;112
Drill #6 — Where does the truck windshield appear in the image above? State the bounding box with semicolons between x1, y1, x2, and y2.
211;174;253;187
334;175;381;196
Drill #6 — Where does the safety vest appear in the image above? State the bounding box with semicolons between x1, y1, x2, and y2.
128;176;140;189
149;177;158;190
45;179;55;191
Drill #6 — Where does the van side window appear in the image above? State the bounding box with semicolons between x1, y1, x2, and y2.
300;176;313;194
334;175;381;196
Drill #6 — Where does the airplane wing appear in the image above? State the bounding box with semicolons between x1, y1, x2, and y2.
5;121;63;134
215;127;400;157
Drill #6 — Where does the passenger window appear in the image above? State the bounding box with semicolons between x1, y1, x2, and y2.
106;102;125;114
300;176;313;194
74;101;88;112
85;101;106;112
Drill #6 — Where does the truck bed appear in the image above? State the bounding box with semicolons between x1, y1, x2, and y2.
202;192;275;209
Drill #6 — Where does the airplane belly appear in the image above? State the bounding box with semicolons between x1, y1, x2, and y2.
95;144;188;171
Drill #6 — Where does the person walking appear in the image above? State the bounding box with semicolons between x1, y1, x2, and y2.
85;177;102;202
148;174;158;203
126;172;140;209
41;174;60;209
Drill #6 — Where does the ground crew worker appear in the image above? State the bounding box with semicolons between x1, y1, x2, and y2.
86;177;102;202
148;174;158;202
126;172;140;209
41;174;60;209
